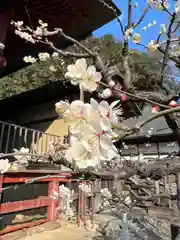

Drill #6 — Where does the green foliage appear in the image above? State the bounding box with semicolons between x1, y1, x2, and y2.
0;34;178;99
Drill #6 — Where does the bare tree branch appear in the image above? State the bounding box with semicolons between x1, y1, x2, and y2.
97;0;124;36
113;106;180;140
43;28;95;57
159;13;176;94
133;4;151;28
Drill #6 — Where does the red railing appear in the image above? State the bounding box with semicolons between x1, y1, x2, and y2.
0;170;71;235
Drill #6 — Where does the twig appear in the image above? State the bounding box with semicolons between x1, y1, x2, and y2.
159;13;176;94
79;84;84;102
39;39;91;58
97;0;124;36
100;81;170;108
161;0;173;17
113;106;180;140
43;29;95;57
133;4;150;28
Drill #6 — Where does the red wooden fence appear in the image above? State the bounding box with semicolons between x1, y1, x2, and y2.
0;170;71;235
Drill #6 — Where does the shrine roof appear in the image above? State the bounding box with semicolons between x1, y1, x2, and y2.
1;0;120;77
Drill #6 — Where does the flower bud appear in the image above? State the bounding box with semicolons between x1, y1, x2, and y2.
121;95;127;101
169;100;178;108
152;105;159;113
101;88;112;98
108;80;115;88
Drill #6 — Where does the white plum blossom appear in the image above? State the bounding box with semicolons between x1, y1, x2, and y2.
15;30;35;43
13;147;30;164
175;0;180;12
60;99;120;168
125;27;133;40
23;56;36;63
0;159;10;174
132;33;141;44
160;24;166;34
101;88;112;98
80;122;118;161
147;20;156;28
142;26;147;31
49;65;57;72
90;98;123;125
78;182;92;195
55;100;70;115
108;80;115;88
38;52;49;61
38;20;48;28
100;188;112;199
13;21;24;28
65;58;102;92
38;52;50;61
52;52;59;58
147;40;159;52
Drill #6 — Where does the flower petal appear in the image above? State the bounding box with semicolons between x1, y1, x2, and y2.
87;65;96;75
99;101;110;116
100;135;113;149
75;58;87;71
81;79;97;92
93;72;102;82
110;100;120;109
90;98;99;111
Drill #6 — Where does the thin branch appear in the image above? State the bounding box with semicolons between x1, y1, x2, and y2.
160;37;179;45
43;29;95;57
161;0;173;17
113;106;180;140
127;0;132;28
137;42;180;66
97;0;125;36
159;13;176;93
41;39;91;58
100;82;170;108
133;4;151;28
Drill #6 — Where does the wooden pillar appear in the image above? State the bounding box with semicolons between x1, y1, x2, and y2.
48;181;59;221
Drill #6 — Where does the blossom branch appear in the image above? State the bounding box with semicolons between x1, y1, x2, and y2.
113;106;180;140
100;81;170;108
43;39;92;58
161;0;173;16
43;28;95;57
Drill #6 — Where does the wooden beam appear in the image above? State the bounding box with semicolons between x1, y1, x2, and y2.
0;219;48;236
0;197;51;214
3;176;71;183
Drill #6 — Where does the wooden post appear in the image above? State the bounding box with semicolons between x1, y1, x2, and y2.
154;181;160;205
48;181;59;221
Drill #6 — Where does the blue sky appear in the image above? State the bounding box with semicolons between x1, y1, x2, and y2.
93;0;169;51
